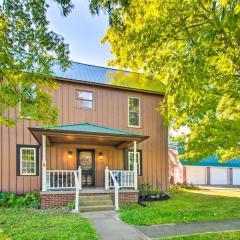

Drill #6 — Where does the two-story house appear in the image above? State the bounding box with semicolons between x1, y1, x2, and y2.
0;62;168;210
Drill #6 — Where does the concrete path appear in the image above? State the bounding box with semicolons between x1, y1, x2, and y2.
135;219;240;239
83;211;144;240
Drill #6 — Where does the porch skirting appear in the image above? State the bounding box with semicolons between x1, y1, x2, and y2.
40;189;139;209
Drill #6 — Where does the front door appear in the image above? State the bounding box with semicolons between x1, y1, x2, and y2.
77;149;95;187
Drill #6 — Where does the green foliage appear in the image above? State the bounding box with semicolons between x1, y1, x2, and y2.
66;200;75;210
89;0;240;162
170;183;199;193
0;0;72;126
139;183;163;196
0;192;40;208
120;189;240;225
107;71;165;93
0;208;98;240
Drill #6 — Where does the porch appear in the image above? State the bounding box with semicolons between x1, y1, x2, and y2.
29;123;148;211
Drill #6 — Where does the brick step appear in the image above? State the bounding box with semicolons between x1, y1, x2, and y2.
79;195;112;201
80;205;115;212
80;199;113;206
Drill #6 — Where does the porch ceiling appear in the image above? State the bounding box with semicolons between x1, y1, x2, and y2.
29;123;148;149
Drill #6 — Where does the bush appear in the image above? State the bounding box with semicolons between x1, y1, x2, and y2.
139;183;163;196
170;183;199;193
0;192;40;208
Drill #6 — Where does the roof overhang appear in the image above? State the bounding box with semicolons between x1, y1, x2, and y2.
29;127;149;149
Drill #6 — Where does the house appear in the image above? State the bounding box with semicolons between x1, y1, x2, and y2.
0;62;168;210
169;145;240;186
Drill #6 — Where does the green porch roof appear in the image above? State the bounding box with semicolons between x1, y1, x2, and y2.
30;122;146;138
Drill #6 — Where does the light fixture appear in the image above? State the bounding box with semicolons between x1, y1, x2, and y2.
68;150;73;159
99;152;103;161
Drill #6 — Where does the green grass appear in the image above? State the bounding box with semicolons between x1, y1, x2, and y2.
158;231;240;239
0;208;98;240
120;189;240;225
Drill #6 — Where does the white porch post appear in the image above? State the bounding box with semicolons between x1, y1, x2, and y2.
133;140;138;190
42;135;47;191
78;165;82;190
105;166;109;190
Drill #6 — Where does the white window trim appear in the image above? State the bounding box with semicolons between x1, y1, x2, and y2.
76;90;94;110
128;96;141;128
128;151;141;175
20;147;37;176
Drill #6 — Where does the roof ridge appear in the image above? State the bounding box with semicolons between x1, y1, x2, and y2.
50;122;87;128
70;61;139;75
84;122;143;136
49;122;144;136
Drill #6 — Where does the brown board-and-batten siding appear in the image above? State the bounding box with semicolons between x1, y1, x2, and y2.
0;79;168;194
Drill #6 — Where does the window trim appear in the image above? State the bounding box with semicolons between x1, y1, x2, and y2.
75;90;94;110
128;96;141;128
125;149;143;176
16;145;39;176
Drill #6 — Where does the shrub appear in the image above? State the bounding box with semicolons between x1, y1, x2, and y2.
0;192;40;208
66;201;75;210
170;183;199;193
139;183;163;196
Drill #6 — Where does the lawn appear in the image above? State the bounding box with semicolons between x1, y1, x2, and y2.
0;208;98;240
159;231;240;239
120;188;240;225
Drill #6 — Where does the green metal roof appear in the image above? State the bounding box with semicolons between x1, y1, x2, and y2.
178;148;240;168
33;122;146;138
52;62;165;94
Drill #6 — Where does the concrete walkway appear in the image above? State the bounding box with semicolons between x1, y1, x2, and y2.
83;211;144;240
135;219;240;239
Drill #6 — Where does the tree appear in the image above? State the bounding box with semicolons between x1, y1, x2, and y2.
89;0;240;162
0;0;73;127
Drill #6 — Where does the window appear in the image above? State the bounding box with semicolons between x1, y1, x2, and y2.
17;145;39;176
128;150;142;176
76;90;93;109
128;97;140;127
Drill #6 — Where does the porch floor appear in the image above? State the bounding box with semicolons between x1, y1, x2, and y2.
41;187;139;195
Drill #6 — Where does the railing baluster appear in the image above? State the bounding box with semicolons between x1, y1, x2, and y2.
62;171;63;188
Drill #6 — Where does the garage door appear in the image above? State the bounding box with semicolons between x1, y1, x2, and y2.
210;167;228;185
233;168;240;185
186;166;206;185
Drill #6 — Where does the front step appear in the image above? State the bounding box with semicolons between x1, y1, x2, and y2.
80;205;115;212
79;194;114;212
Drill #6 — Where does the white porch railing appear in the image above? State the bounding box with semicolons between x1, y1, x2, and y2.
109;170;135;188
45;167;82;212
109;171;120;210
105;167;136;210
46;170;76;189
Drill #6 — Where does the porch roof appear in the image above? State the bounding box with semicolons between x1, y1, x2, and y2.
29;123;148;149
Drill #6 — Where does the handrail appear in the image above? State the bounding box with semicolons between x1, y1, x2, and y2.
109;171;120;210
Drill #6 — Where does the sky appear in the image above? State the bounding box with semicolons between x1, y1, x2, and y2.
47;0;112;67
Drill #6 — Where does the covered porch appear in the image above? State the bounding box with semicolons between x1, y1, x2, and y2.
29;123;148;210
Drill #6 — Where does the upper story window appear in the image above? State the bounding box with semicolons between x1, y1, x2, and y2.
128;97;140;127
17;145;39;176
76;90;93;109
